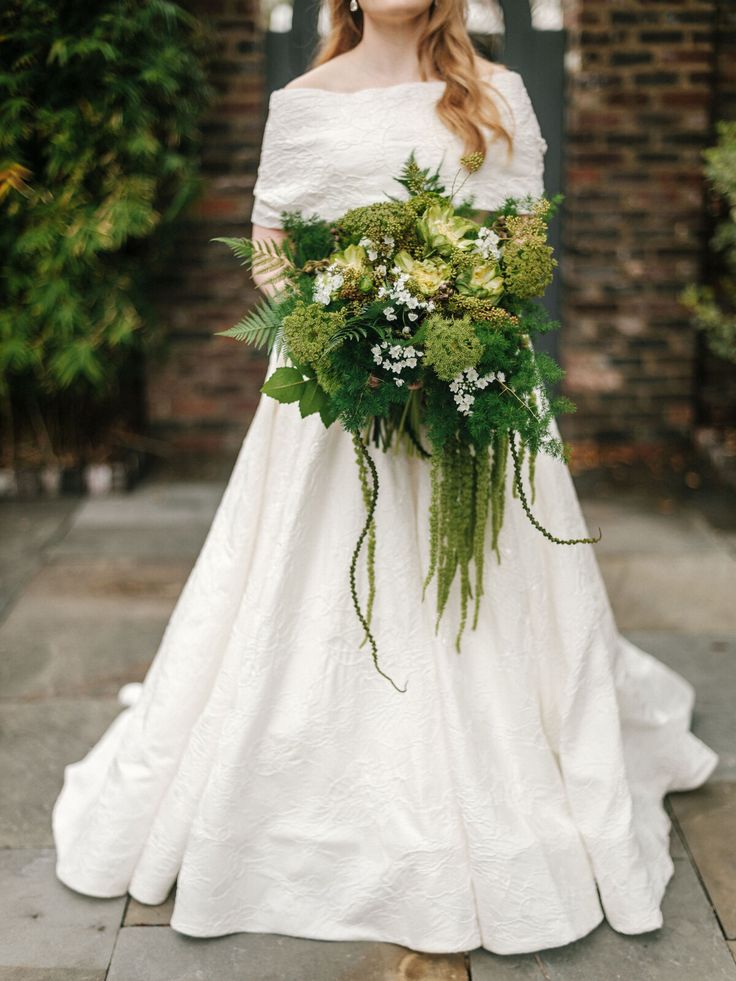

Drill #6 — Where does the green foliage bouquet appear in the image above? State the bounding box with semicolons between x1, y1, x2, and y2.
214;152;600;692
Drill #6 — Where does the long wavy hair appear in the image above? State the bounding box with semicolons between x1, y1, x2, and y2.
308;0;514;161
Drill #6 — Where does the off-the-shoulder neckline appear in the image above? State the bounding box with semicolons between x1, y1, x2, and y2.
270;69;516;99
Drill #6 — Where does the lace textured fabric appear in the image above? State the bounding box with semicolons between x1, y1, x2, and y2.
250;70;547;227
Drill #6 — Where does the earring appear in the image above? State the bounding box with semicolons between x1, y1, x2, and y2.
349;0;359;10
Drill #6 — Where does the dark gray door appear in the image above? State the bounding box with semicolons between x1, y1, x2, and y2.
498;0;565;362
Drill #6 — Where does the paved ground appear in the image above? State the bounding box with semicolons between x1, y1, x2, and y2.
0;470;734;980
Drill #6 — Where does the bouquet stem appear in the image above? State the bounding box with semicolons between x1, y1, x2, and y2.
393;389;414;455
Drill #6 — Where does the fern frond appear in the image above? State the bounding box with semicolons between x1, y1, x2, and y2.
273;319;288;357
211;235;296;273
257;262;297;289
214;292;285;351
251;238;297;274
324;322;369;352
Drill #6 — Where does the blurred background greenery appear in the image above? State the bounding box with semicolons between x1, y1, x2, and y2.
681;120;736;367
0;0;216;472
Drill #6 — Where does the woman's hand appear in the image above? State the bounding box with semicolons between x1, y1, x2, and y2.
250;223;293;299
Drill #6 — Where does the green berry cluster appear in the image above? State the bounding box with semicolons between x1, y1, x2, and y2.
500;213;557;298
336;201;417;250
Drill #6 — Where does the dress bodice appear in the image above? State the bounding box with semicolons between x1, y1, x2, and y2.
250;69;548;228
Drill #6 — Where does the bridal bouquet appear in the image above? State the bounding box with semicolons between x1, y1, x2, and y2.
213;152;600;692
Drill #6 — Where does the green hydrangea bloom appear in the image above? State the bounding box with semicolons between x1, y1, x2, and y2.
422;312;483;381
282;300;347;369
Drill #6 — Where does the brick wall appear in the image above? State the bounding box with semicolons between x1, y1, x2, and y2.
558;0;720;461
144;0;269;458
145;0;732;464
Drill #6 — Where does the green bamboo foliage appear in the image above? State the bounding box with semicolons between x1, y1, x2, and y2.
0;0;216;465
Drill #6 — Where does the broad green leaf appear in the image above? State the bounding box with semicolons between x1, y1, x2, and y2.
298;378;329;418
260;366;306;403
318;399;340;429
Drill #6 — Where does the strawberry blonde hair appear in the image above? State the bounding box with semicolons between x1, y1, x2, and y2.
309;0;514;160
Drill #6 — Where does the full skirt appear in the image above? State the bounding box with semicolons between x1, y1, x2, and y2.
51;346;719;956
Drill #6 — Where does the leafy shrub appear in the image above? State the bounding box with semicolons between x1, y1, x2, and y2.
680;120;736;364
0;0;216;467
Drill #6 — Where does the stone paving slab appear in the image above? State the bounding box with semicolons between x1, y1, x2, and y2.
470;831;687;981
578;498;721;556
0;969;104;981
0;499;76;621
0;698;121;847
598;552;736;633
625;631;736;781
45;483;224;564
0;594;169;700
669;782;736;939
59;482;226;529
123;889;176;927
487;827;736;981
106;928;468;981
46;524;215;563
23;557;190;602
463;949;543;979
0;849;124;973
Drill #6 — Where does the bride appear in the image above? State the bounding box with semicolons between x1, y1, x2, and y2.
51;0;719;958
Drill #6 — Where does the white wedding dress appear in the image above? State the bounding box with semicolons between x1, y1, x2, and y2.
51;69;719;956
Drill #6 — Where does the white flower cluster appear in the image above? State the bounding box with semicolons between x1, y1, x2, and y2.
377;269;436;334
313;266;345;306
358;234;395;263
371;341;423;387
473;226;502;261
449;367;506;415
